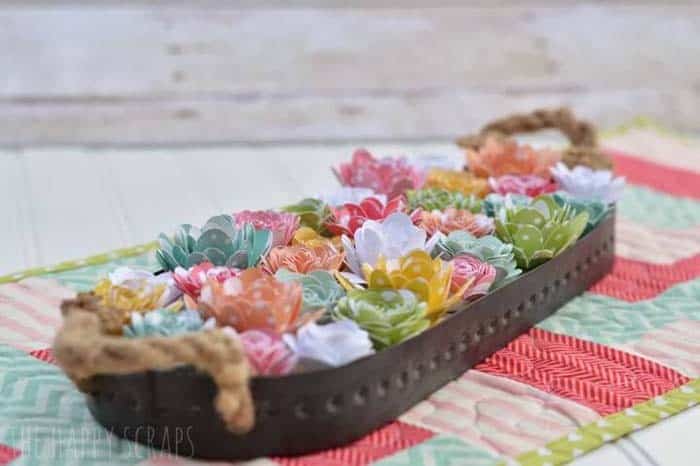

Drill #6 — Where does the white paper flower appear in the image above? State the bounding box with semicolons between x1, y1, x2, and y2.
318;187;386;207
550;162;625;204
108;266;181;306
283;320;374;367
408;153;462;172
342;212;434;278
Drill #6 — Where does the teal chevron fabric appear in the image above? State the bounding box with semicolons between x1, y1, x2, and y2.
0;345;154;465
537;279;700;345
375;435;499;466
619;185;700;228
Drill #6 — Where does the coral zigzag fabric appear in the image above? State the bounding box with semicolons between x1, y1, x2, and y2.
474;328;690;416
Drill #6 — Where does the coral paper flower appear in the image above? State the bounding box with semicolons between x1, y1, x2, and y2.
450;255;497;300
173;262;240;306
262;244;345;275
467;137;561;178
362;250;465;321
334;149;423;198
550;162;625;204
418;208;495;237
326;195;418;237
233;210;300;247
423;168;490;198
197;268;318;333
342;212;434;278
239;330;298;376
489;174;558;197
283;320;374;367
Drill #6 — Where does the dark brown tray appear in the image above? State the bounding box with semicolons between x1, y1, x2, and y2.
85;210;615;460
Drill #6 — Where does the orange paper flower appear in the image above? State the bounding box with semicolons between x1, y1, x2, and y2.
423;168;490;198
466;137;561;178
419;208;495;237
197;268;318;333
262;244;345;274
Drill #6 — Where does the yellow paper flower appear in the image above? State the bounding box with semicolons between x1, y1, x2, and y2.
292;226;343;251
361;250;470;321
93;279;182;327
423;168;490;198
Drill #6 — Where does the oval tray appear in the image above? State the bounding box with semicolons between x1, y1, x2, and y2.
85;211;615;460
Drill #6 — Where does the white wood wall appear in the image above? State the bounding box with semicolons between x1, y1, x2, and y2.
1;2;699;146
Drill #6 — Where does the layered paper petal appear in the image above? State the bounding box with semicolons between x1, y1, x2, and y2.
423;168;490;197
334;149;423;198
240;330;298;376
418;208;495;237
550;162;626;204
262;244;345;274
467;137;561;178
489;174;558;197
233;210;300;247
451;254;497;299
283;320;374;367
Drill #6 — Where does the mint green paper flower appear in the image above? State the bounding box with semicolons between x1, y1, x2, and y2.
483;193;530;217
332;289;429;350
406;188;482;213
123;309;210;338
495;195;589;270
432;231;521;288
553;192;610;234
275;269;345;313
156;215;271;271
281;198;333;233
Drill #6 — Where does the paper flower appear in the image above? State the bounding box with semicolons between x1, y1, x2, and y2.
482;193;532;218
283;320;374;367
489;174;558;197
281;198;333;233
123;309;212;338
495;195;589;269
196;268;320;333
233;210;300;247
362;250;463;321
467;137;561;178
275;269;345;313
292;226;343;251
431;231;521;288
342;212;432;278
104;267;181;307
332;289;430;350
423;168;490;198
334;149;423;198
450;255;497;300
262;244;344;274
418;208;494;237
553;192;610;234
550;162;625;204
326;195;418;237
406;188;482;213
318;187;385;207
156;215;272;271
173;262;240;306
239;330;298;376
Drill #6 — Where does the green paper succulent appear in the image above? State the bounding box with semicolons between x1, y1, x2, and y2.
483;193;531;218
494;195;590;270
432;231;521;288
156;214;272;271
123;309;209;338
406;188;482;213
281;198;333;233
332;289;429;350
275;268;345;313
553;192;610;235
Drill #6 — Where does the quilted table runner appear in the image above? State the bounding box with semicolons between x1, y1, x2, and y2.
1;123;699;466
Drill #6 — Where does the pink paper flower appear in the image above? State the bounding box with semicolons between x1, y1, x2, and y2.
326;195;420;237
419;208;494;237
451;254;497;300
173;262;240;306
488;174;558;197
233;210;300;247
239;330;298;376
334;149;423;198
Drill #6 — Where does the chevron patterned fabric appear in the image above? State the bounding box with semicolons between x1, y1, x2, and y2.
1;127;699;466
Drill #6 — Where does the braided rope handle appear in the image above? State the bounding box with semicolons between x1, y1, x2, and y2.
456;107;613;170
54;293;255;434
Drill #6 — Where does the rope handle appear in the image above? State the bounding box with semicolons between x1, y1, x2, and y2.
53;293;255;433
456;107;613;170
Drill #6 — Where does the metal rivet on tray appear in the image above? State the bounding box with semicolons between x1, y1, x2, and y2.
429;356;439;370
377;380;390;397
354;387;369;405
326;395;342;414
295;403;309;419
